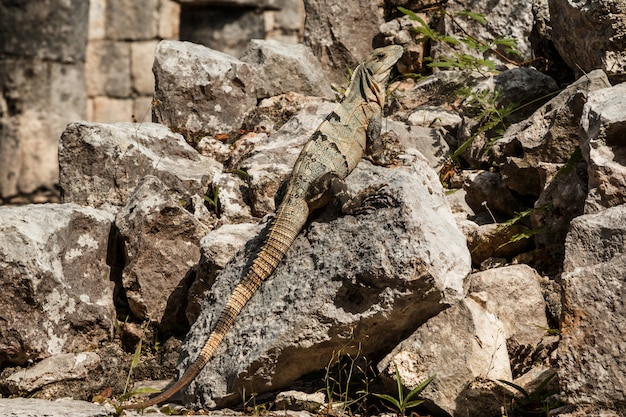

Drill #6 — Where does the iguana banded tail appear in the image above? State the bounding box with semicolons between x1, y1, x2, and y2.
122;44;403;410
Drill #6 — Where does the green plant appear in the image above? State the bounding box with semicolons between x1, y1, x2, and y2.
534;325;560;336
322;347;374;416
452;86;563;161
452;87;519;159
494;203;553;250
372;366;434;416
204;184;221;216
240;387;271;416
498;372;561;416
114;328;161;412
398;6;522;75
227;168;250;180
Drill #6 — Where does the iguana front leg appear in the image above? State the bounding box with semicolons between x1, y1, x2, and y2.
365;107;400;167
306;172;395;215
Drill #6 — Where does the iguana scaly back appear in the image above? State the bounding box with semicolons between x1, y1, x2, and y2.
123;44;403;410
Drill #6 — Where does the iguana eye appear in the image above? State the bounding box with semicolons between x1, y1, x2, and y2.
376;53;386;60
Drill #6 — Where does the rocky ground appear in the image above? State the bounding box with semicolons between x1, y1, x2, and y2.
1;1;626;417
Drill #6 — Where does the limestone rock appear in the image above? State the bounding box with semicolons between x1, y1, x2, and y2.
240;39;334;100
112;176;210;328
0;398;114;417
491;67;558;120
531;156;587;251
407;106;462;132
152;40;259;135
529;0;575;86
303;0;386;84
457;68;559;169
0;204;114;367
549;0;626;81
210;170;254;224
58;121;222;208
558;204;626;410
385;119;451;172
467;222;534;266
152;39;334;138
3;352;100;395
378;297;512;417
178;154;470;409
491;69;610;197
378;14;426;75
580;82;626;213
463;170;525;217
492;69;610;165
468;265;549;369
275;390;325;412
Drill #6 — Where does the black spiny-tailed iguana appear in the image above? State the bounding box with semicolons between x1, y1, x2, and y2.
123;44;404;410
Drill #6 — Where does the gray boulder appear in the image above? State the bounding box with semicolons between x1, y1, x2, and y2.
152;40;259;136
491;70;610;197
178;154;470;409
303;0;386;84
468;265;549;370
0;204;114;367
580;82;626;213
240;39;334;100
0;398;113;417
153;39;335;137
549;0;626;80
58;121;222;208
3;352;100;395
432;0;534;67
112;176;210;328
558;204;626;410
378;296;511;417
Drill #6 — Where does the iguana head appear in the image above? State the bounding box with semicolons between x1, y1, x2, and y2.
350;45;403;106
363;45;404;86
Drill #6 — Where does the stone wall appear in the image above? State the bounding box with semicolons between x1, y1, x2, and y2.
86;0;181;124
0;0;89;204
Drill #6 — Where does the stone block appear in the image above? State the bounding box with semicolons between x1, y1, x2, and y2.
106;0;159;40
58;121;222;208
159;0;181;39
88;0;106;40
132;96;155;123
86;40;131;98
0;0;89;62
90;96;134;123
131;40;158;95
558;205;626;409
0;59;85;199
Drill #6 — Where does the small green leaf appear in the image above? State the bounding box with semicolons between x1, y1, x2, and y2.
457;10;487;25
498;379;532;402
131;338;142;369
119;387;161;402
372;393;402;409
405;375;435;402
